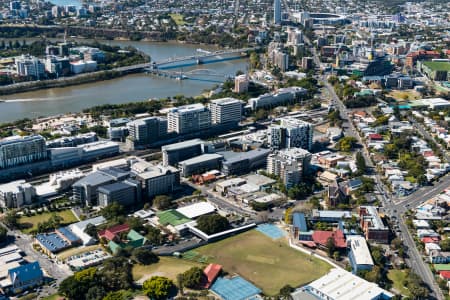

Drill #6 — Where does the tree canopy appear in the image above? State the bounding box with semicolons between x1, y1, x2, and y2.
143;276;175;300
196;214;230;235
182;267;205;289
101;202;126;221
131;248;159;265
152;195;172;210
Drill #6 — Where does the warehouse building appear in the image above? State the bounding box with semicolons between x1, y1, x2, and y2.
292;268;393;300
162;139;205;167
97;179;142;207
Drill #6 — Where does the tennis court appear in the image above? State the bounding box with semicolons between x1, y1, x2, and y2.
211;276;261;300
256;224;286;239
156;209;191;226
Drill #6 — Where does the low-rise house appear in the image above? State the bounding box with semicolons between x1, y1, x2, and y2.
425;242;441;255
202;264;222;289
98;224;130;242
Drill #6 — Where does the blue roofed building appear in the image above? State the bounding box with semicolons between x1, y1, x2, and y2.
292;212;308;240
210;276;261;300
35;232;71;256
56;227;82;245
7;262;43;294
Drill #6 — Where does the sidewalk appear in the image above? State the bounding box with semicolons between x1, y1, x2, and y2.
288;238;343;269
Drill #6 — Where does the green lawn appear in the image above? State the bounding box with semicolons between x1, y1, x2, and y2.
195;229;332;296
387;269;412;297
18;293;38;300
423;61;450;72
132;256;204;282
169;13;186;25
18;209;78;233
42;294;62;300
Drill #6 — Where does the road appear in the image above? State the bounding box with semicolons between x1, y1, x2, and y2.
302;33;445;299
409;116;450;163
0;224;73;298
181;179;256;216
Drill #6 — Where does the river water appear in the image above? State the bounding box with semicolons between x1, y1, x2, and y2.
0;40;249;122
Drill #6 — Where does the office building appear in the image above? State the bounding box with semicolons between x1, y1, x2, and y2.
209;98;242;126
178;153;223;177
127;116;168;147
268;117;313;150
287;28;303;46
44;56;70;76
162;139;205;167
267;148;312;188
15;55;45;79
168;103;211;134
220;149;271;175
0;135;48;169
301;57;314;70
248;87;307;110
135;163;180;198
348;236;374;274
292;268;393;300
281;117;313;150
97;179;142;207
359;206;389;243
9;1;21;10
35;169;85;198
0;180;36;208
273;0;281;24
46;132;98;148
273;49;289;72
234;74;249;93
108;127;128;141
268;126;286;150
72;168;129;206
49;141;119;169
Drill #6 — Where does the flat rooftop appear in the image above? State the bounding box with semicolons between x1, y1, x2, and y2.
137;164;178;180
179;153;223;166
348;236;374;266
361;206;388;230
162;139;203;151
169;103;206;114
210;97;241;105
176;202;216;219
220;148;271;164
306;268;393;300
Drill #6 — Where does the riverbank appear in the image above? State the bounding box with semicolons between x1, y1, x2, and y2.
0;40;249;122
0;68;144;96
